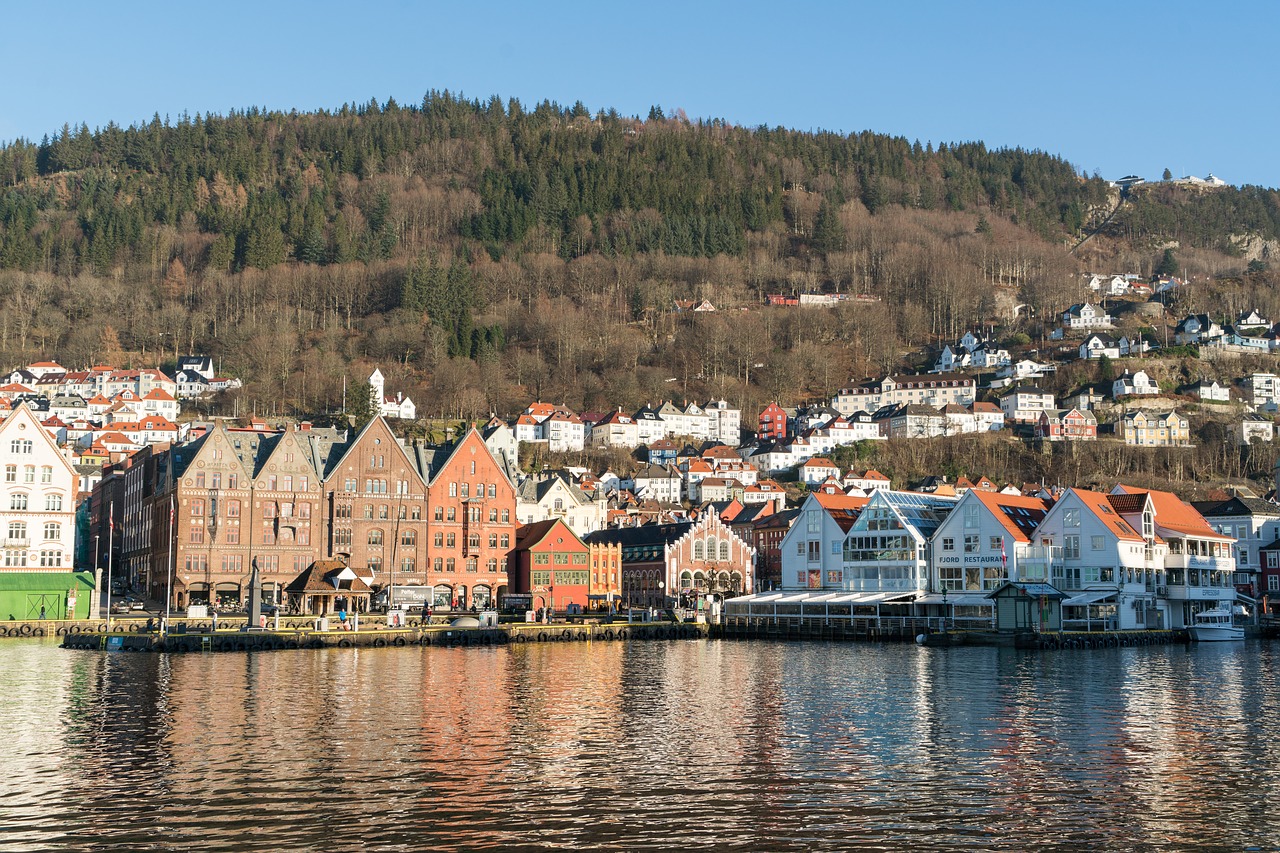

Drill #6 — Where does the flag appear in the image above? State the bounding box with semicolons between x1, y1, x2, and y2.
169;494;175;526
1001;537;1007;568
108;503;114;531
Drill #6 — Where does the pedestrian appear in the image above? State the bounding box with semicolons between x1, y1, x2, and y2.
211;606;218;632
339;608;348;629
39;605;46;620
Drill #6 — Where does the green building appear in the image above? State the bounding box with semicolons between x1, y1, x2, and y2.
0;572;96;621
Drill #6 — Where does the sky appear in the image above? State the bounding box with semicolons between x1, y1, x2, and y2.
3;0;1276;187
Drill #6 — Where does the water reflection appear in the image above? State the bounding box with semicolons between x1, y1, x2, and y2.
0;639;1279;850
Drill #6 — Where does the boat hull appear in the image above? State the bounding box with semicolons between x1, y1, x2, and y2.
1189;626;1244;642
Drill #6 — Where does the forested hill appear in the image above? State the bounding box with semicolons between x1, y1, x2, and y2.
0;92;1273;422
0;93;1107;272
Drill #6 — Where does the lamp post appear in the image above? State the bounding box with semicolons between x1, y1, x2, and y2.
942;585;948;632
657;580;665;620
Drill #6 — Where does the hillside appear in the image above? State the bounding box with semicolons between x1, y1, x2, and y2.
0;92;1274;426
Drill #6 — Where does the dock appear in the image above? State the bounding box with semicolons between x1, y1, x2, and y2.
59;618;708;652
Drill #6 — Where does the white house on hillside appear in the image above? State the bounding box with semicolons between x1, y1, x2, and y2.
369;369;415;419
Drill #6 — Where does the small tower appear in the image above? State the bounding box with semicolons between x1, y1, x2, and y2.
368;369;385;413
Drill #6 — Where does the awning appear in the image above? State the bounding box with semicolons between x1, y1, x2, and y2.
915;592;993;606
1064;590;1117;607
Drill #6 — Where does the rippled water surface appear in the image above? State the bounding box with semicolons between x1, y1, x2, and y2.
2;638;1280;851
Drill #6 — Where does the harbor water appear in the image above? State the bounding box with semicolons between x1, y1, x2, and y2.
2;638;1279;851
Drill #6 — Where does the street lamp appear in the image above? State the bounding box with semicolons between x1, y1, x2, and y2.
657;580;665;620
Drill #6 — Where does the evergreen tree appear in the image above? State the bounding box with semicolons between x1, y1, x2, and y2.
1155;248;1180;277
812;201;844;253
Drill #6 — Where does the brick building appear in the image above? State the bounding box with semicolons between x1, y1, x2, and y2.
96;418;517;611
586;511;755;609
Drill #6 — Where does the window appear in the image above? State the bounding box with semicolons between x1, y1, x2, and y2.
1091;535;1104;551
23;466;34;484
226;523;240;544
694;541;705;560
942;538;954;552
964;505;979;529
433;558;442;572
487;559;498;573
10;439;31;454
411;507;421;521
449;483;457;497
191;499;205;517
447;507;456;522
964;535;980;553
434;506;444;521
368;556;382;575
501;509;510;523
433;532;443;547
488;484;497;498
9;494;26;511
282;475;292;492
446;533;456;548
39;550;60;567
379;505;388;519
1064;535;1080;560
466;557;478;573
4;466;15;483
468;534;480;550
401;557;415;574
40;466;52;484
446;558;455;572
7;521;25;540
989;536;1002;551
261;528;275;545
500;534;510;548
720;542;730;560
1270;576;1279;592
368;529;384;546
364;505;374;520
460;484;469;498
43;522;59;540
45;494;61;512
1064;508;1080;528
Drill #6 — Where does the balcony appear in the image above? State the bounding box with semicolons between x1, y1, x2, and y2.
1;538;30;548
1164;553;1232;571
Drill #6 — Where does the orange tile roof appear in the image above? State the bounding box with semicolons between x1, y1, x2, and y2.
970;491;1052;543
813;492;869;512
1070;488;1145;542
1113;485;1230;541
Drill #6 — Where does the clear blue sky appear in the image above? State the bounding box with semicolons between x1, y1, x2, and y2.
3;0;1275;187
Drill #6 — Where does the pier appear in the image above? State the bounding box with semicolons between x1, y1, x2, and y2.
58;617;708;652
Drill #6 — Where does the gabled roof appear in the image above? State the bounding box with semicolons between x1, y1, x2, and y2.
513;518;584;551
1112;485;1230;541
284;560;373;594
1064;488;1144;542
970;491;1052;543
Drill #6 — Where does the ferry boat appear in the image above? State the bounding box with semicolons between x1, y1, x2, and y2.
1189;608;1244;642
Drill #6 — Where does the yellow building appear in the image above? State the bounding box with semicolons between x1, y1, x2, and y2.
1120;410;1191;447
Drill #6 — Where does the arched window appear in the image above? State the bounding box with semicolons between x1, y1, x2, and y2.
45;494;61;512
693;541;704;560
707;537;717;560
43;522;59;540
9;494;26;511
6;521;24;540
401;530;416;546
368;529;384;546
719;541;730;560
